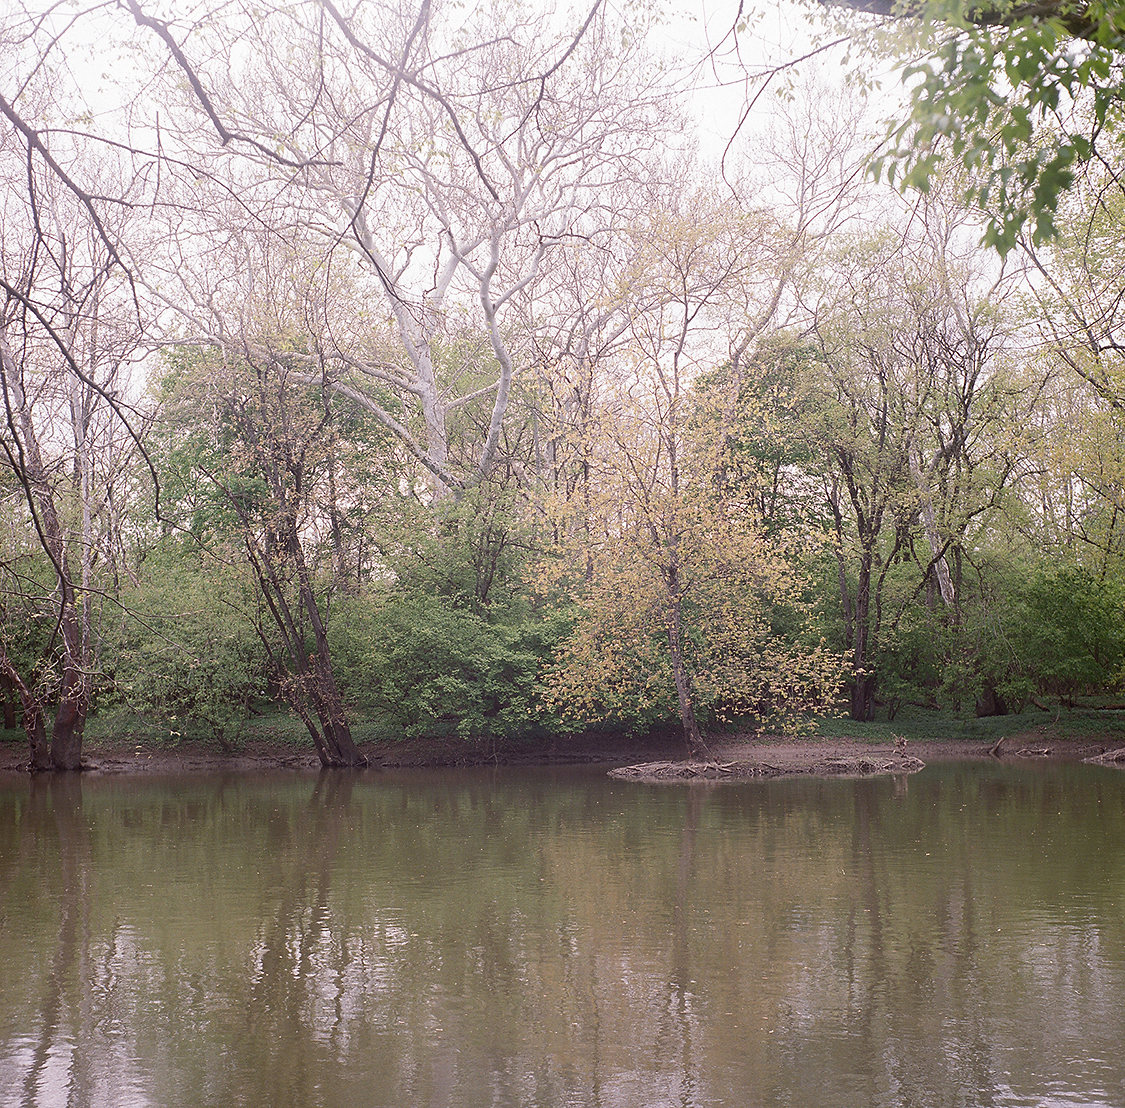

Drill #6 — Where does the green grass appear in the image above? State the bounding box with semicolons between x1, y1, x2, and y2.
810;702;1125;744
82;706;308;750
84;706;415;749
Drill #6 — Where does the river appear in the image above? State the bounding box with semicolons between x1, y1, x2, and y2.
1;759;1123;1107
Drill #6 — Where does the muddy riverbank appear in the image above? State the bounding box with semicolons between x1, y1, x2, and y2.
2;725;1120;777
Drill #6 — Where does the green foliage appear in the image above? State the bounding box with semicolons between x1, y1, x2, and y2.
319;474;570;745
329;590;566;743
868;0;1125;252
110;546;265;745
871;608;947;718
544;502;842;737
696;337;831;537
389;482;534;616
1003;563;1125;703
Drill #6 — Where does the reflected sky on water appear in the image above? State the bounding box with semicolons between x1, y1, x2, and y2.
2;759;1124;1108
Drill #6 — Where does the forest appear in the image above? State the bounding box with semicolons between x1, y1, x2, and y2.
4;0;1125;769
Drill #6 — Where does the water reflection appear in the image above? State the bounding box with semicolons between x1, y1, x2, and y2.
1;761;1124;1107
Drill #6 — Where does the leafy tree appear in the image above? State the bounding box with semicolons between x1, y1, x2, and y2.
330;590;559;745
388;478;538;616
320;464;566;746
539;177;865;752
829;0;1125;251
155;347;373;767
0;534;55;742
700;335;830;538
1005;563;1125;704
803;203;1034;718
544;365;840;755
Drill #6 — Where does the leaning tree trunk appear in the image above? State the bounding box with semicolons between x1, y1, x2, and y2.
247;530;367;769
290;527;366;768
0;654;50;770
909;447;956;609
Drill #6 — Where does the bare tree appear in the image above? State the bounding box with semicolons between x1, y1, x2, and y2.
112;0;678;499
0;150;145;769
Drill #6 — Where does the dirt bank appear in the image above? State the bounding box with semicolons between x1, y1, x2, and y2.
2;726;1122;778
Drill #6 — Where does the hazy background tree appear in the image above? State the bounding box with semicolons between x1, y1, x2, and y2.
0;140;145;768
121;0;678;499
803;197;1038;719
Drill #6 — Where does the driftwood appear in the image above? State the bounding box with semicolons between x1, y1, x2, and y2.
608;760;781;782
608;755;926;783
815;756;926;777
1085;747;1125;766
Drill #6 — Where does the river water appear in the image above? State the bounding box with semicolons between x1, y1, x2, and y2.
1;758;1124;1108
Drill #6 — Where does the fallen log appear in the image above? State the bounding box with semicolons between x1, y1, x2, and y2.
1085;747;1125;766
608;755;925;783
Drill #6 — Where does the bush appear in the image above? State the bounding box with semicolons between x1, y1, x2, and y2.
109;548;265;745
330;591;568;743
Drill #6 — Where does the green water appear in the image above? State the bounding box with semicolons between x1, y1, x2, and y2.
1;759;1124;1107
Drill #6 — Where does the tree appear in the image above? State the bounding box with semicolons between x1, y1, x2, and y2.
156;347;371;767
1006;563;1125;704
827;0;1125;251
0;148;144;769
543;191;844;754
115;0;677;499
1020;142;1125;404
544;366;840;754
803;198;1036;719
701;335;829;538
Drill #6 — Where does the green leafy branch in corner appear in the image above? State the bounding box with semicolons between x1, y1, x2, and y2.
848;0;1125;252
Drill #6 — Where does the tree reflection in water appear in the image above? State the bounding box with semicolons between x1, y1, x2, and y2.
1;761;1124;1107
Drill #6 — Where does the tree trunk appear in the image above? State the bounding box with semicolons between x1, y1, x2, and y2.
850;670;878;723
291;528;366;768
246;530;367;770
1;654;50;770
1;332;90;770
49;587;89;770
51;672;88;770
1;673;16;730
666;596;709;760
909;448;956;608
27;707;50;772
849;552;876;722
304;652;366;768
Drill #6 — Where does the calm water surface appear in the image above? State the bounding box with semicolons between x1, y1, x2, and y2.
1;759;1124;1108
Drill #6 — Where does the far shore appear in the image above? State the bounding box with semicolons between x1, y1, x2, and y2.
3;725;1123;778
